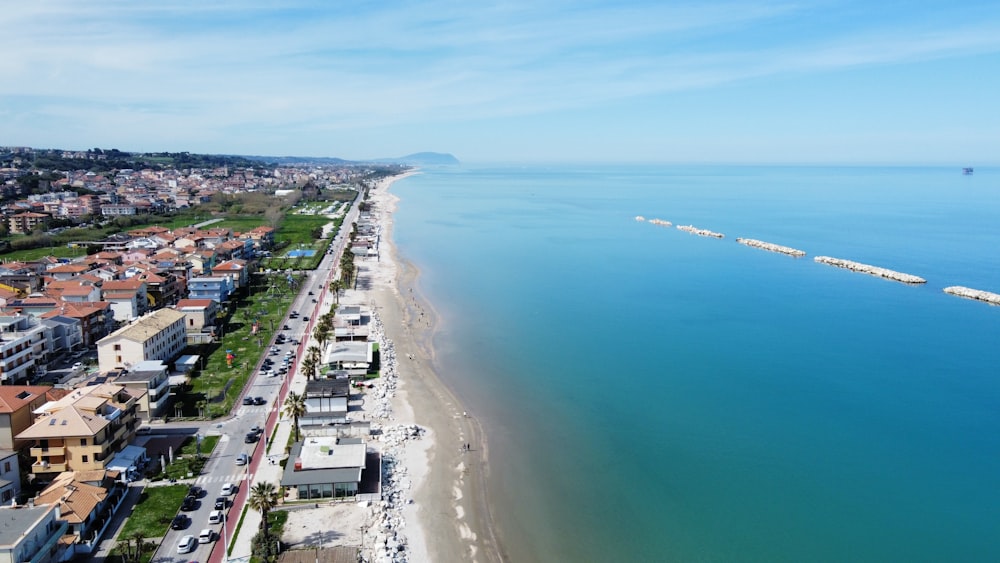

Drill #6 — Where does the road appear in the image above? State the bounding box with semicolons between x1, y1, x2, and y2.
149;197;362;563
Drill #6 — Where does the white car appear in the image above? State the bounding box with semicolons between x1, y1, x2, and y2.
177;535;197;554
209;510;225;524
71;362;84;371
221;482;237;496
198;528;214;543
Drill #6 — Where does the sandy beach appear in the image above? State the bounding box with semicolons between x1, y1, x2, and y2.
278;171;503;563
365;172;504;563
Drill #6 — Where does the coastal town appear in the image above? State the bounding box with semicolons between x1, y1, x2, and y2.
0;146;449;563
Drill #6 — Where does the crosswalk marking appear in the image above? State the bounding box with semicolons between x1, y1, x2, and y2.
194;473;251;485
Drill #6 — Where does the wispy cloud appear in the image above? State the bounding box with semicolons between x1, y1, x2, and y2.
3;1;1000;156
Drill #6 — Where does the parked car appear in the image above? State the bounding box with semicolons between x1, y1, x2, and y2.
235;453;249;466
136;426;152;435
307;291;313;295
244;433;258;444
180;496;197;511
188;485;202;498
242;397;254;406
209;510;225;524
221;483;237;496
177;535;197;554
198;529;214;544
171;515;189;530
250;425;263;435
253;396;266;405
214;497;227;510
71;362;84;370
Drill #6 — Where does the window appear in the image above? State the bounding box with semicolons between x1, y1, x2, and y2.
81;455;89;463
81;439;87;446
114;344;121;351
2;462;8;473
1;490;9;502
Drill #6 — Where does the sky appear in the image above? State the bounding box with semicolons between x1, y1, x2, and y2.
3;1;1000;164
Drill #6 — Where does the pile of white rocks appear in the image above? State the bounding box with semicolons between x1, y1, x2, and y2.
361;310;425;563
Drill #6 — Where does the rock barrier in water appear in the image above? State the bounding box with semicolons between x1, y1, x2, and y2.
736;238;806;257
943;286;1000;305
649;218;672;227
814;256;926;284
677;225;724;238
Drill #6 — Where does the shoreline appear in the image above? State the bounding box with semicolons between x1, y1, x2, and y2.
367;171;505;563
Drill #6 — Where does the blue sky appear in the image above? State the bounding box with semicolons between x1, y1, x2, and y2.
3;1;999;164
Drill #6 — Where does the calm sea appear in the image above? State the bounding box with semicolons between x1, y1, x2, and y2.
391;165;1000;562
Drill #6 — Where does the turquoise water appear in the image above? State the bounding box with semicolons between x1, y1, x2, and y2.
391;165;1000;562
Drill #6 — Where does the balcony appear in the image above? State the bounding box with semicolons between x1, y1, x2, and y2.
29;445;65;457
32;460;67;473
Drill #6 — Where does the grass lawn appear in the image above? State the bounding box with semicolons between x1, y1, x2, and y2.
117;484;188;539
150;435;221;480
0;245;87;262
180;276;298;418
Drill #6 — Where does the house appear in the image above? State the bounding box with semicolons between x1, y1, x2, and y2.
211;260;249;289
16;383;144;479
280;436;368;501
0;315;52;385
114;360;170;420
0;504;68;563
41;302;114;348
244;225;276;249
40;315;84;356
101;278;149;322
300;379;351;427
34;470;128;557
173;299;218;334
187;275;233;304
96;308;186;372
0;386;64;450
333;306;369;342
322;341;374;377
0;450;21;504
45;263;92;282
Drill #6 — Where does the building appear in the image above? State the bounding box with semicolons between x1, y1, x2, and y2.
0;315;51;385
187;275;234;304
100;278;149;322
280;436;367;501
211;260;249;289
34;470;127;557
300;379;351;428
0;504;68;563
173;299;218;334
7;212;50;234
0;450;21;504
322;341;374;378
0;386;64;450
42;302;113;348
16;383;144;479
114;360;170;420
96;309;186;373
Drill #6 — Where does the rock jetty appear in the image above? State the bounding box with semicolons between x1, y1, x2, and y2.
943;286;1000;305
814;256;926;284
635;215;645;222
677;225;724;238
649;218;672;227
736;238;806;257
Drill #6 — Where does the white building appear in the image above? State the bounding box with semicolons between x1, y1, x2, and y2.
96;309;186;372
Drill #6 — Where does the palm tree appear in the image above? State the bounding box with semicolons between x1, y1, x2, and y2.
247;481;279;539
300;351;317;382
329;279;343;304
282;391;306;442
306;345;322;379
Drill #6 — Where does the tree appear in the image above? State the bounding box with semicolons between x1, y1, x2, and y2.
117;531;150;563
282;391;306;442
329;279;343;304
300;352;317;383
248;481;280;558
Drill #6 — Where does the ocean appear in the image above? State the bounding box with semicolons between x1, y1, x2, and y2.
390;165;1000;562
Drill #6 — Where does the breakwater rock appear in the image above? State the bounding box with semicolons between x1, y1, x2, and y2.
649;218;672;227
814;256;926;284
943;286;1000;305
635;215;645;221
677;225;724;238
736;238;806;257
